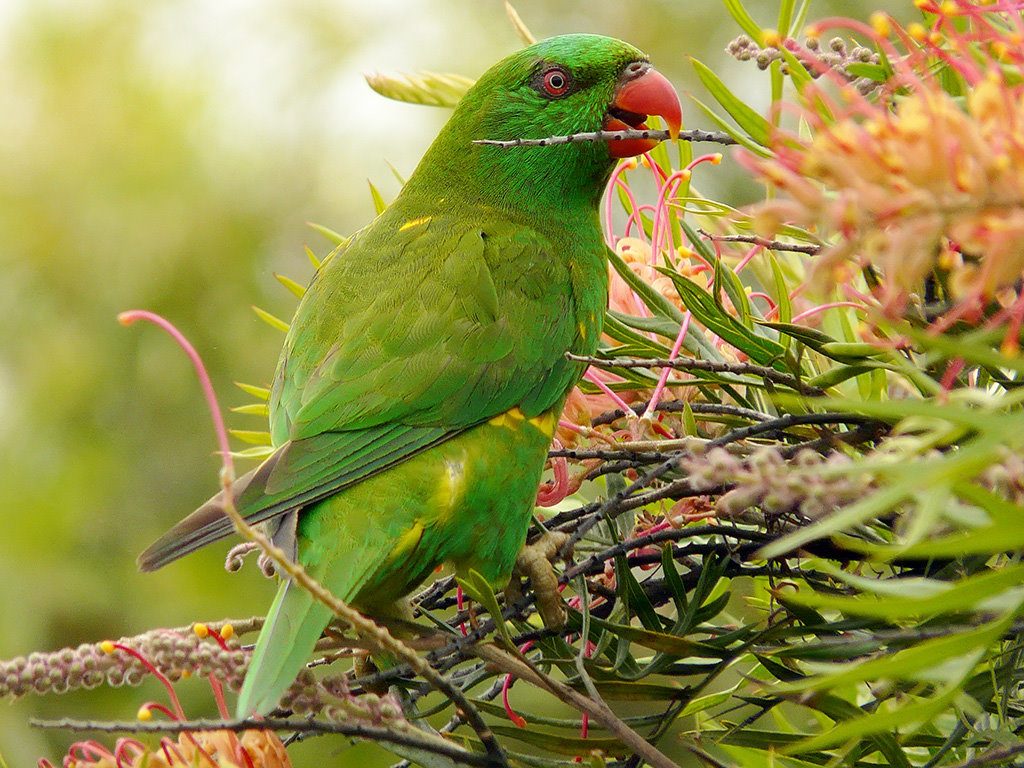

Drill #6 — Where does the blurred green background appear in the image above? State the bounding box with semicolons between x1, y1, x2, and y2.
0;0;909;763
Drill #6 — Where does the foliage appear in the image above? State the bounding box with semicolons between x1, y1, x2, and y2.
9;1;1024;767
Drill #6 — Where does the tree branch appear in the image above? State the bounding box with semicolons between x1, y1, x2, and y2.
473;128;736;149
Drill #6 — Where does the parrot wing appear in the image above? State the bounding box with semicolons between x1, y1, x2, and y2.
272;214;579;441
139;214;585;571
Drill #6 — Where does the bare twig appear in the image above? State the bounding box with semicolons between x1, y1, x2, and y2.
696;228;822;255
591;399;772;426
474;128;736;149
707;412;879;448
568;353;825;395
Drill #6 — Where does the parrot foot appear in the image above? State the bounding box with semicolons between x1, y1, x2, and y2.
508;531;572;630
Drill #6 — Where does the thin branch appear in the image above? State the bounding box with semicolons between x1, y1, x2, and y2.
568;353;824;396
550;447;676;463
473;128;736;149
562;525;769;581
696;228;822;255
707;412;879;448
590;399;772;426
32;718;493;767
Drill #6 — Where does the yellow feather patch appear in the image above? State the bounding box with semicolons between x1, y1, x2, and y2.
399;216;432;232
390;521;425;559
488;407;525;429
528;410;557;437
434;456;467;524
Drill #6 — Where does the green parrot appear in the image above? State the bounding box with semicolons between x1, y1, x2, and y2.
138;33;681;718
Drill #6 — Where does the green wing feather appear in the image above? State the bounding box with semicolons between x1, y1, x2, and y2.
271;212;584;440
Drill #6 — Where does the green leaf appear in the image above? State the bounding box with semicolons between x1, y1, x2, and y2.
845;62;890;81
721;0;764;43
305;221;348;246
457;570;516;649
758;321;836;349
304;245;321;269
488;726;627;757
602;313;672;357
812;695;912;768
229;429;272;446
568;611;720;657
661;546;688;614
660;269;786;366
251;305;290;333
230;403;269;417
234;382;270;401
231;445;275;460
367;180;387;215
691;58;772;146
364;70;474;108
786;563;1024;620
614;554;662;631
273;272;305;298
584;680;689;701
607;247;686;324
776;45;814;92
766;252;792;325
777;0;796;36
680;683;741;716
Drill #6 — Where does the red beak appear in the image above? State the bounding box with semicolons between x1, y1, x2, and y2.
604;63;682;159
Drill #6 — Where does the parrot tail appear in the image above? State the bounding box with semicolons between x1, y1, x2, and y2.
235;577;331;718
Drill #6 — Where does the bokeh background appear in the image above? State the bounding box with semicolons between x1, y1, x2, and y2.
0;0;910;763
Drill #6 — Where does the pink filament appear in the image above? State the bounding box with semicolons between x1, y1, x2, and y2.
456;585;467;637
790;302;866;323
118;310;234;482
584;369;635;415
109;642;186;720
501;640;535;728
642;312;692;421
113;739;146;768
536;440;570;507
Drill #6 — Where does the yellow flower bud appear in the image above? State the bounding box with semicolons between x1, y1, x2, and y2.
870;12;891;37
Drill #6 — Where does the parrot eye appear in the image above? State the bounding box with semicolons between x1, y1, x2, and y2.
539;67;572;98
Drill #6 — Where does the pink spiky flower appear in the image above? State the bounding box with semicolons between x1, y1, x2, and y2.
740;4;1024;350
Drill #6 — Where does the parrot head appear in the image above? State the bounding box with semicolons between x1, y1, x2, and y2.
406;34;682;209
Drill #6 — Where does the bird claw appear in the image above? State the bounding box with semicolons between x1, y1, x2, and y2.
508;531;571;629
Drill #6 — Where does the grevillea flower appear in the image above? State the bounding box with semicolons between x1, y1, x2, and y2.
38;628;292;768
741;3;1024;335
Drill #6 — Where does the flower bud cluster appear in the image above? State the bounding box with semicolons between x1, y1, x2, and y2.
1;627;247;699
727;34;880;94
681;447;870;520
